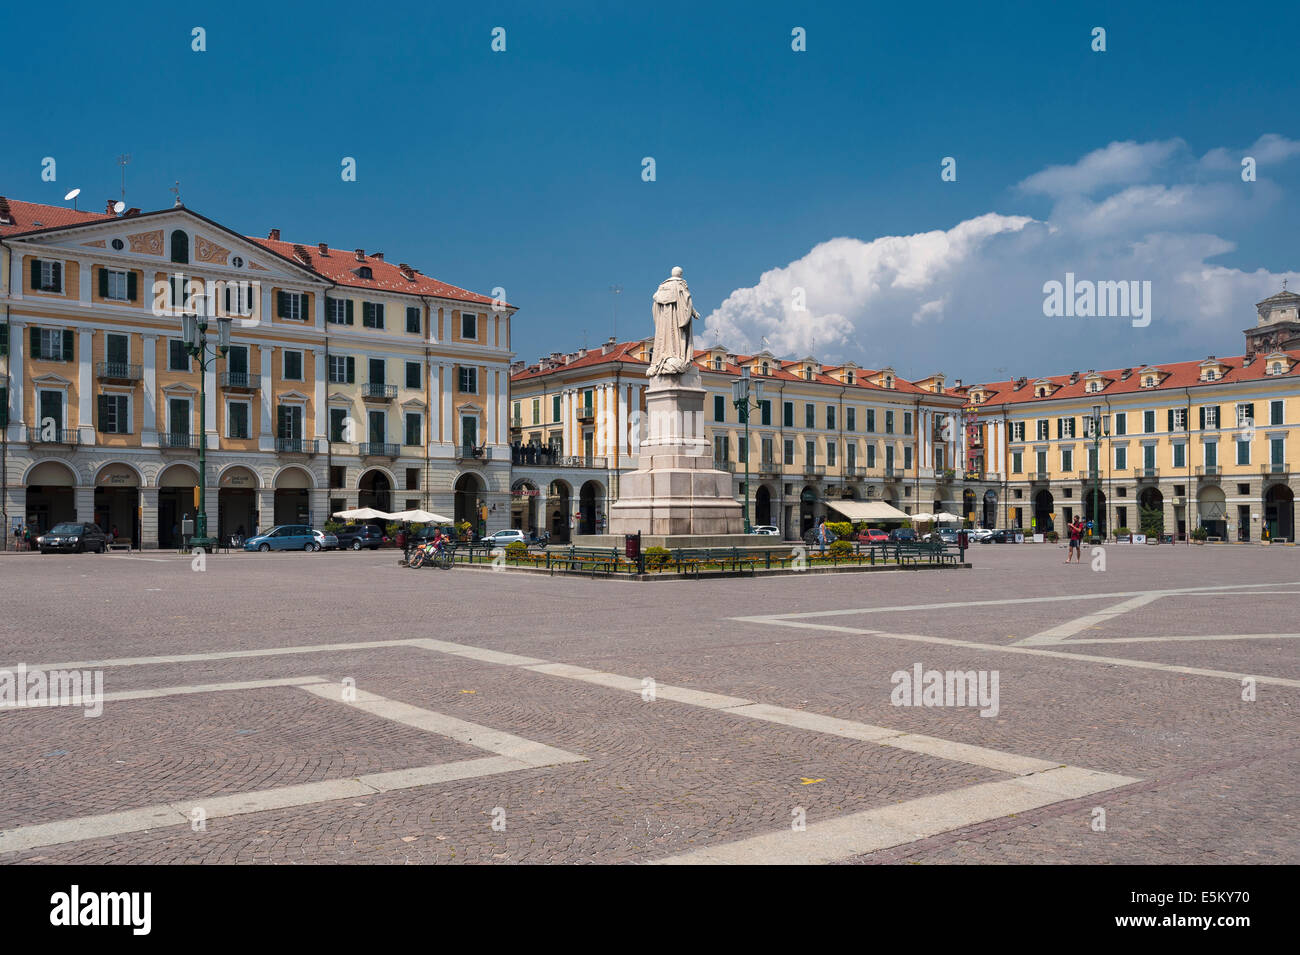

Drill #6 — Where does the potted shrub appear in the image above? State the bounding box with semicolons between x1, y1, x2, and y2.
644;546;671;570
1191;527;1208;544
828;539;854;559
1115;526;1132;543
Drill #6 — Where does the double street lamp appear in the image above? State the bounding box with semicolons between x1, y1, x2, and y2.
730;367;765;534
181;309;232;550
1089;403;1110;542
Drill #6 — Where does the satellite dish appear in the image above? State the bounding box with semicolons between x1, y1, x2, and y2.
63;188;81;202
113;200;126;214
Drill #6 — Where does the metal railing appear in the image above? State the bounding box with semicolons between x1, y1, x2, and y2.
803;460;824;475
26;426;80;445
359;442;399;457
1196;465;1220;477
95;361;141;381
577;405;595;419
1136;466;1159;479
160;432;199;449
1030;471;1051;481
510;416;523;428
884;466;902;479
760;457;779;474
276;437;318;454
843;464;859;478
1263;461;1290;475
220;371;255;389
362;383;397;399
454;444;487;461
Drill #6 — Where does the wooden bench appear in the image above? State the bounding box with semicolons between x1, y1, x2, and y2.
551;546;623;577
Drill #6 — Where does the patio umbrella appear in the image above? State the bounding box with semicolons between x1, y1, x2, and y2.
933;512;962;523
332;507;394;520
910;512;935;523
388;509;452;523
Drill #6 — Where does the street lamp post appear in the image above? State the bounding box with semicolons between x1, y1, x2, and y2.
181;309;231;550
731;367;765;534
1089;403;1109;542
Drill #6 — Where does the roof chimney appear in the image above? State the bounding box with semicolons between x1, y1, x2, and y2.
268;228;280;241
318;242;329;256
123;207;141;217
355;249;365;261
105;200;117;214
371;251;384;261
0;197;11;225
398;263;415;280
1069;371;1079;384
1120;368;1132;380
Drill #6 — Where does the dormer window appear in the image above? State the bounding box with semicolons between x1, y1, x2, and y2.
1142;376;1155;388
712;357;723;371
356;266;373;280
1203;369;1217;381
1270;362;1284;375
845;370;855;385
1035;386;1047;398
1087;380;1101;393
804;367;813;380
761;362;770;376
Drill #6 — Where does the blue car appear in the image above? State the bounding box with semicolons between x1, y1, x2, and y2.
243;524;324;552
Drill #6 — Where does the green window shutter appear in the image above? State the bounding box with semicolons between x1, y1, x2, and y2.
31;327;41;359
63;329;74;359
346;356;355;383
97;394;109;432
1246;402;1255;424
276;291;286;318
0;387;7;428
1055;419;1061;439
345;300;354;325
30;259;40;290
0;324;7;356
376;303;384;324
1167;409;1174;432
1198;407;1205;430
98;267;109;299
52;262;62;291
277;405;288;438
127;272;138;301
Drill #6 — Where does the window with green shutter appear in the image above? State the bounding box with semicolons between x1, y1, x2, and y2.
0;324;7;357
363;302;384;328
406;306;421;334
405;361;421;389
405;412;422;446
97;394;129;434
0;386;7;428
170;230;189;264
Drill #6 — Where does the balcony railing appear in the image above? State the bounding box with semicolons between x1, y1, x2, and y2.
510;416;523;429
760;457;779;475
276;437;319;455
26;426;80;445
359;442;399;457
1196;465;1221;477
454;444;488;461
577;405;595;420
883;466;902;480
1263;461;1290;475
95;361;141;382
220;371;256;390
803;460;824;476
1136;466;1160;480
160;432;199;449
843;464;859;478
362;383;397;400
1030;470;1051;482
935;469;955;483
719;459;736;472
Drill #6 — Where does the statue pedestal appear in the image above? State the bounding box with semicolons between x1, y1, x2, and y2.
607;368;745;536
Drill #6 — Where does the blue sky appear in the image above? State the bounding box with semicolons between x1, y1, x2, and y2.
4;0;1299;380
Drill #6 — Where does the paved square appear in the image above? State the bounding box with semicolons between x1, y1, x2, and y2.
0;543;1295;863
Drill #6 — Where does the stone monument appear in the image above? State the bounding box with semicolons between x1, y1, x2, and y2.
606;267;745;538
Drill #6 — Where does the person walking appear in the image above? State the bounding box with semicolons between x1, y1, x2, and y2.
1066;515;1085;563
817;518;830;555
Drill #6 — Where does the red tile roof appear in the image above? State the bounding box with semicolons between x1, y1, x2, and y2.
0;197;112;237
511;341;648;381
0;196;504;308
250;237;504;307
959;351;1300;408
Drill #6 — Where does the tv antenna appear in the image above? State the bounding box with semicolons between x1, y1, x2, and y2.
116;154;131;202
609;284;623;340
63;188;81;210
170;180;182;207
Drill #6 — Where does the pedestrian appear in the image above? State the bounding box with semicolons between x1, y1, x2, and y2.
1066;515;1085;563
817;518;829;554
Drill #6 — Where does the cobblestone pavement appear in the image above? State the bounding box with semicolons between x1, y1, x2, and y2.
0;542;1295;863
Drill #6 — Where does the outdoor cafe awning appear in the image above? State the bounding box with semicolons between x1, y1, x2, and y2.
332;507;393;521
823;500;910;522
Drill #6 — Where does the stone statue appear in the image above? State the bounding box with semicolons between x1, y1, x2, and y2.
648;266;698;376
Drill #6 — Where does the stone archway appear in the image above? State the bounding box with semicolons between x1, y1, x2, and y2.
24;460;77;535
274;466;312;526
799;485;818;537
454;472;485;537
548;480;572;543
755;484;773;526
358;469;393;515
157;462;200;548
95;462;142;547
1197;485;1227;539
578;480;605;535
1138;487;1164;538
982;490;998;529
1265;484;1294;541
1033;489;1055;533
218;466;258;541
511;480;540;539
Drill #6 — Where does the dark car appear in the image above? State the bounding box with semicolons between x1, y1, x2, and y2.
39;522;108;554
990;528;1018;543
889;527;917;542
334;524;384;551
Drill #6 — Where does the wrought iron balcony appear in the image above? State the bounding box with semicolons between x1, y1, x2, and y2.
883;466;902;480
454;444;487;461
276;437;319;455
843;464;860;478
577;405;595;421
760;457;780;475
220;371;256;390
95;361;141;382
160;432;199;449
26;425;80;445
362;383;397;400
1196;465;1221;478
510;416;523;429
803;460;825;476
1263;461;1290;476
1029;470;1051;482
359;442;399;457
935;469;956;483
1136;467;1160;480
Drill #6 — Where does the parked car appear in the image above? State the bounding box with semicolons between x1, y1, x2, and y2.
969;527;994;542
931;527;959;545
39;522;108;554
990;528;1018;543
750;525;781;536
479;529;527;548
857;527;889;544
889;527;917;542
313;529;340;551
243;525;325;552
334;524;384;551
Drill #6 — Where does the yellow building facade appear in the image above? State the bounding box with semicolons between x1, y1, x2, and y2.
1;198;515;547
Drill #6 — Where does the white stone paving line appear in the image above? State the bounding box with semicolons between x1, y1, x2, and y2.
0;676;329;711
735;616;1300;689
653;766;1139;865
0;680;586;855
